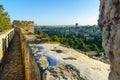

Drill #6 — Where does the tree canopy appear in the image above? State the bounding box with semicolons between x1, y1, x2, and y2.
35;26;103;55
0;5;11;31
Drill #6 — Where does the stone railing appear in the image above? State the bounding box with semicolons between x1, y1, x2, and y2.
15;27;41;80
0;29;14;63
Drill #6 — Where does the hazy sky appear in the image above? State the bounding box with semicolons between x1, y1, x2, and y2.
0;0;99;25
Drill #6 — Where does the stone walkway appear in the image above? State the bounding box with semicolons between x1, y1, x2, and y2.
0;33;25;80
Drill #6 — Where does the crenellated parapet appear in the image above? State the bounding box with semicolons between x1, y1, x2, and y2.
13;20;34;33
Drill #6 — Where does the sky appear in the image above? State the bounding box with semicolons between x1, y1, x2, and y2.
0;0;99;25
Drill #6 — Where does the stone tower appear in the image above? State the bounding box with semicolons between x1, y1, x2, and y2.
13;20;34;33
98;0;120;80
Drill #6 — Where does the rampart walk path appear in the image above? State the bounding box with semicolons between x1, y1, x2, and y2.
0;33;25;80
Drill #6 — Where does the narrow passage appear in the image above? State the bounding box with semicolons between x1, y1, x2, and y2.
0;33;25;80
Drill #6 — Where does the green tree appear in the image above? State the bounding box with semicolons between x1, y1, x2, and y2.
92;44;100;53
37;28;42;35
64;42;69;47
52;35;60;42
0;5;11;31
79;38;90;52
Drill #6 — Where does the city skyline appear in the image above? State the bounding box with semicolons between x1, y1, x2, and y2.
0;0;99;25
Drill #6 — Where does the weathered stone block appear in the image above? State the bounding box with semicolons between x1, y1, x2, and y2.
99;0;120;79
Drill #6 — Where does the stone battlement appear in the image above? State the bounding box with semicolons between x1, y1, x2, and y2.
13;20;34;33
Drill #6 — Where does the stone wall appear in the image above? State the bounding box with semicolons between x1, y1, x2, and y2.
98;0;120;80
15;27;41;80
0;29;14;63
13;20;34;33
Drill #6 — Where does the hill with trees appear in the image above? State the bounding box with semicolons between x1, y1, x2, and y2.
35;25;104;57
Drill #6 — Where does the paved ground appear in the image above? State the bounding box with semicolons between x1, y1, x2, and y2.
0;33;25;80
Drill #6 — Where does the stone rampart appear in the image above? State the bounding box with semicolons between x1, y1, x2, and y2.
15;27;41;80
0;29;14;63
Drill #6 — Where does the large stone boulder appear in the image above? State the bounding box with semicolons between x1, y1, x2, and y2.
98;0;120;80
43;64;86;80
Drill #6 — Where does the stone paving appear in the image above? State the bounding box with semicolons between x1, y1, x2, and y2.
0;33;25;80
